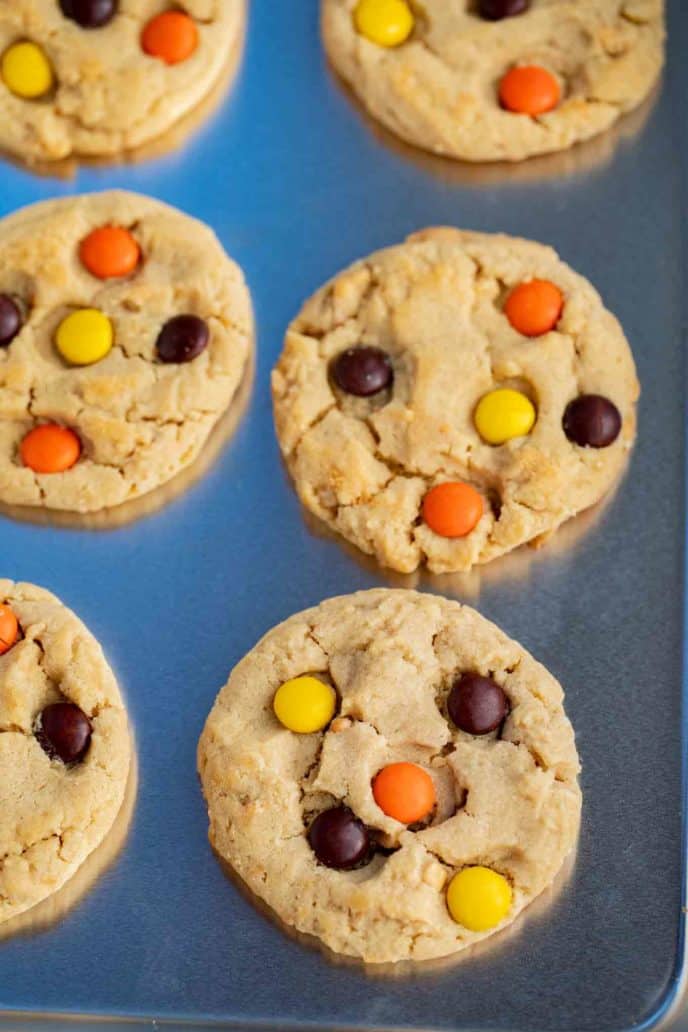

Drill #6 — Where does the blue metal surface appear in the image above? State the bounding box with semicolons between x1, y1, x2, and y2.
0;2;686;1030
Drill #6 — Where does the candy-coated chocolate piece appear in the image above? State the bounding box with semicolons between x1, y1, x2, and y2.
353;0;414;47
0;604;19;655
55;308;113;366
20;424;81;474
373;762;436;824
308;806;371;869
332;346;393;397
504;279;563;337
479;0;529;19
142;11;198;65
155;315;209;364
563;394;621;448
273;675;336;734
37;702;92;763
59;0;118;28
0;295;22;347
447;673;509;735
499;65;560;115
446;866;512;931
80;226;140;279
474;388;536;445
1;42;54;99
422;482;483;538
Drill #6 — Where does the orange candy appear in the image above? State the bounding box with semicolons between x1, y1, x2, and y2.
80;226;140;280
0;604;18;655
499;65;560;116
373;763;436;824
504;279;564;337
141;11;198;65
20;424;81;474
422;482;483;539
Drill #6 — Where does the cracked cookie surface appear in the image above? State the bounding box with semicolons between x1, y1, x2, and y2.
0;191;253;514
272;227;639;574
322;0;665;162
0;579;131;925
198;589;581;964
0;1;244;163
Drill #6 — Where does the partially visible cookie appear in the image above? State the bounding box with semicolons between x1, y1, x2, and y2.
272;227;639;574
322;0;665;162
0;191;253;515
0;1;245;164
198;589;581;964
0;579;132;925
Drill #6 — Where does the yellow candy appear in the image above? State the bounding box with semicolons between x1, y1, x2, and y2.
446;866;513;932
55;309;113;366
353;0;414;47
273;676;336;734
1;42;54;100
474;388;536;445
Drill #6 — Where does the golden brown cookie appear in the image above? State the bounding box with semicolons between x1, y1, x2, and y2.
0;1;245;163
0;191;253;515
0;579;132;925
198;589;581;964
322;0;665;162
273;227;639;573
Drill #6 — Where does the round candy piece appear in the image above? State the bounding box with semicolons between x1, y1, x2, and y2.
1;42;54;100
20;424;81;474
0;294;22;347
0;604;19;655
563;394;621;449
80;226;140;279
499;65;560;116
422;482;483;539
372;762;436;824
331;346;393;397
273;675;336;734
155;315;209;364
141;11;198;65
59;0;118;28
479;0;529;18
447;673;509;735
474;388;536;445
37;702;92;763
308;806;371;869
353;0;414;47
504;279;564;337
446;866;513;932
55;308;113;366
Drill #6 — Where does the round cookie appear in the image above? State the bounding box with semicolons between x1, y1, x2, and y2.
198;589;581;964
0;191;253;514
0;1;245;163
272;227;639;574
0;579;131;924
321;0;665;162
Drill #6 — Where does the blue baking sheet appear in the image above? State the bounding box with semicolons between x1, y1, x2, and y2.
0;2;686;1030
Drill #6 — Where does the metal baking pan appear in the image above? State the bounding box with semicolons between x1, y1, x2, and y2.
0;1;686;1030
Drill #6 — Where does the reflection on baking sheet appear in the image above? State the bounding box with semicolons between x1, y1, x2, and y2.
0;353;254;531
327;64;660;187
0;750;137;943
298;456;628;602
214;832;578;979
0;17;246;181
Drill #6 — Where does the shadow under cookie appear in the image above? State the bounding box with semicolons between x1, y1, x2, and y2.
211;832;579;977
295;460;627;603
325;62;661;188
